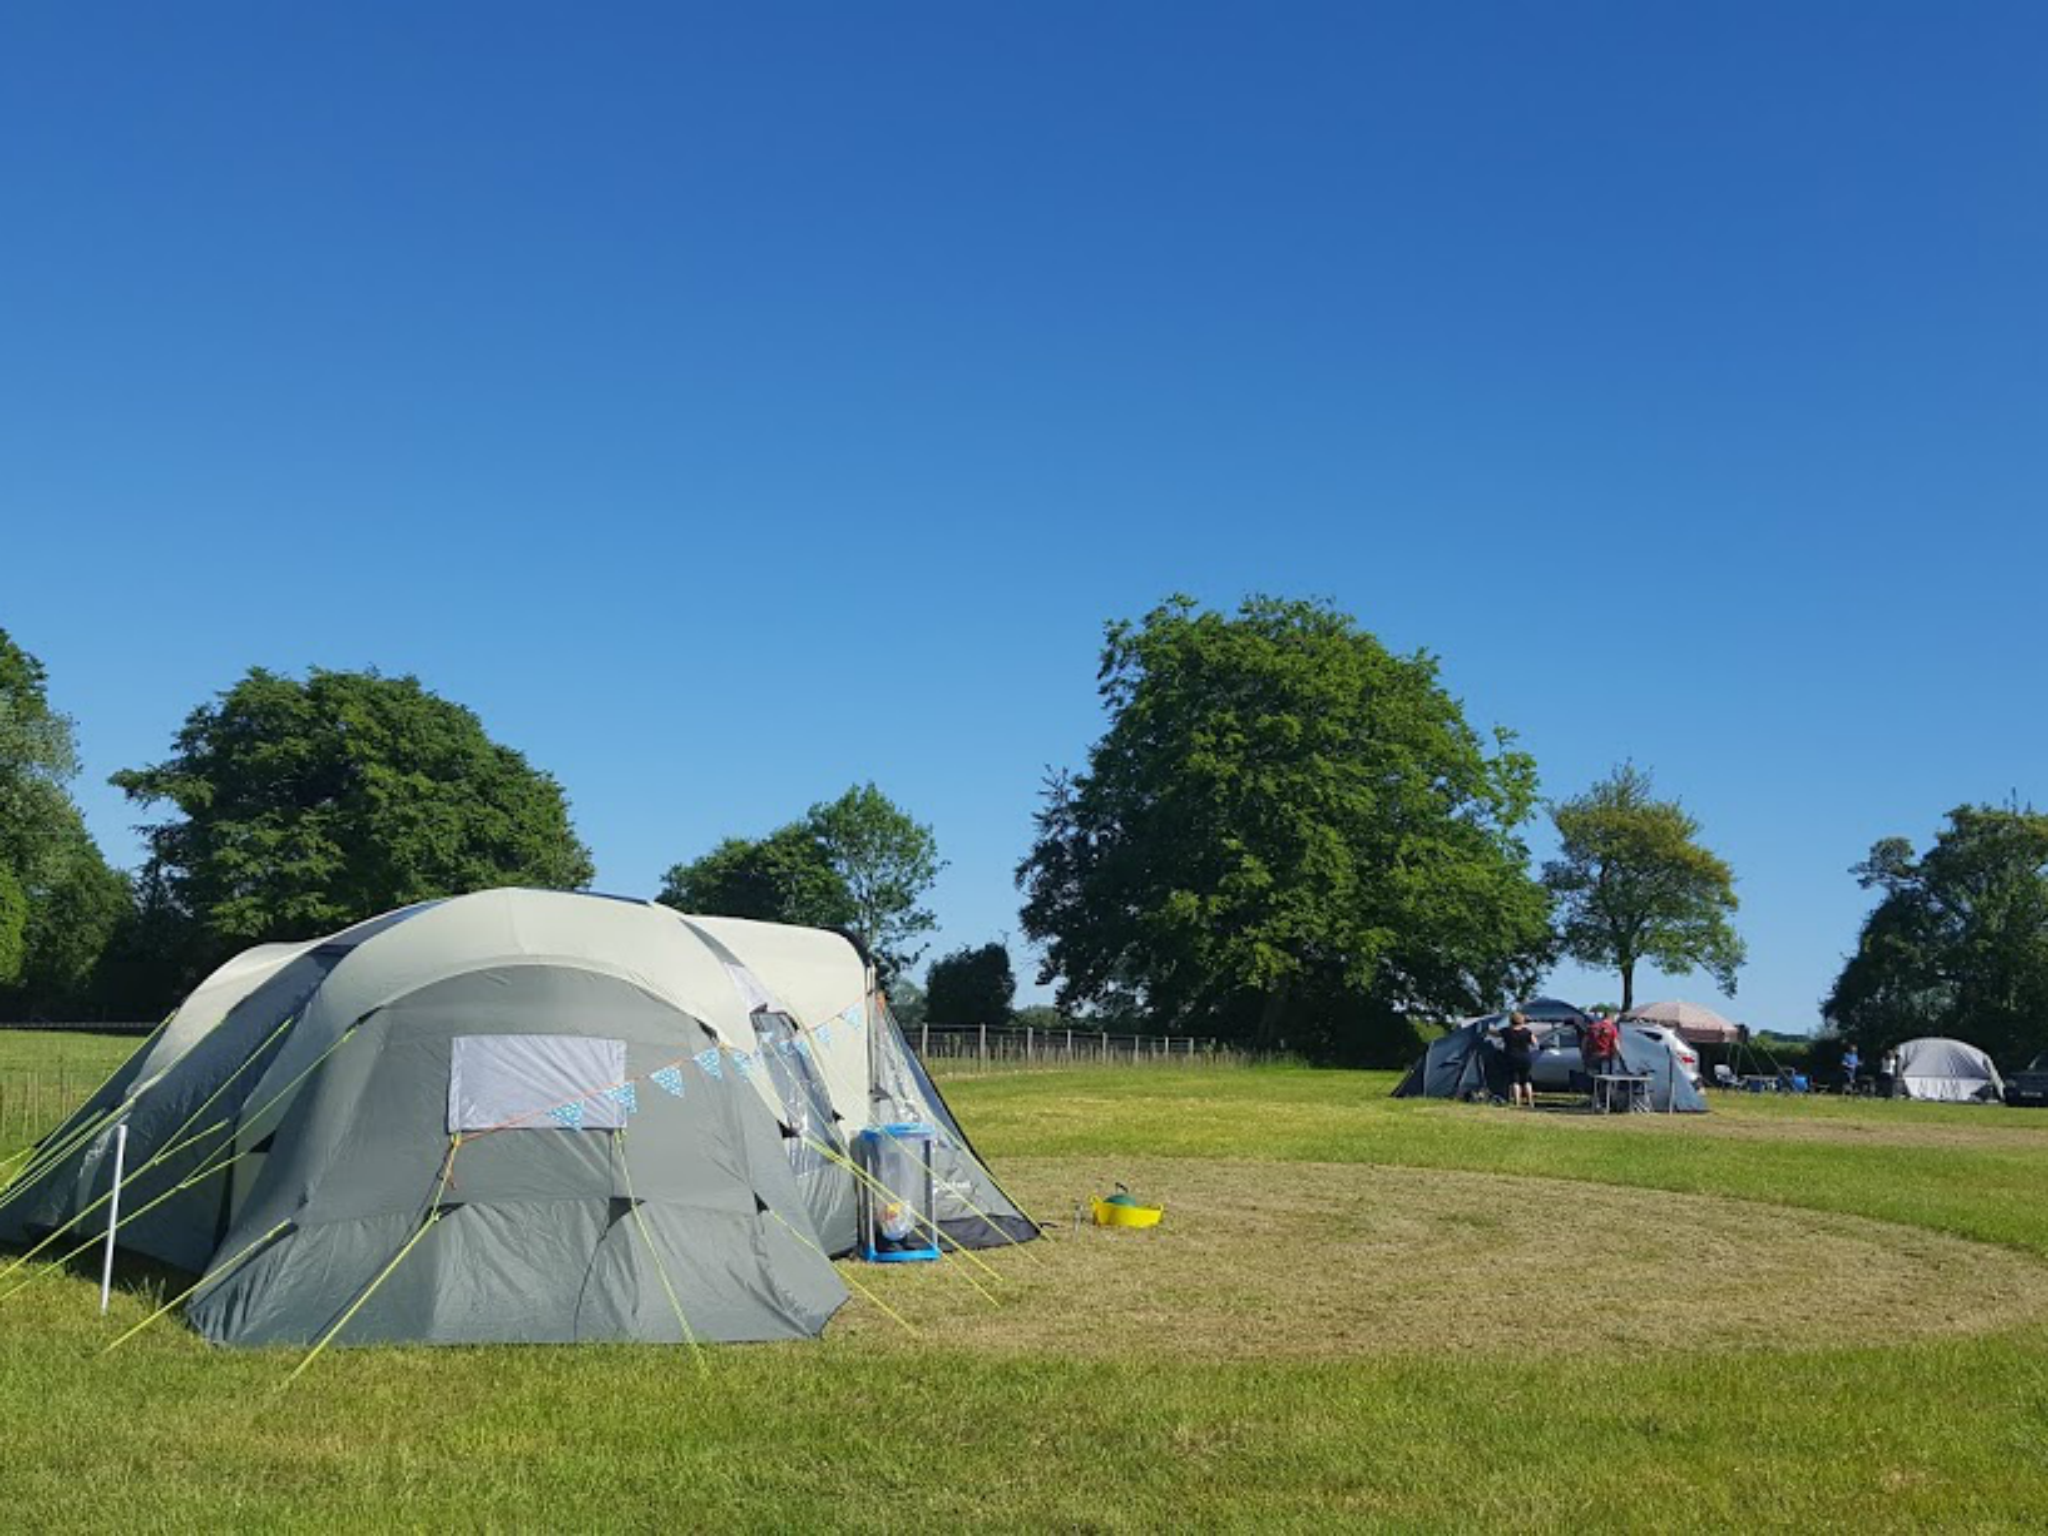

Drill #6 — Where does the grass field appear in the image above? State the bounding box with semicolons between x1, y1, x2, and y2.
5;1038;2048;1531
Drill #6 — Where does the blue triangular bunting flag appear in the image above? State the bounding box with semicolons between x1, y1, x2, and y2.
547;1100;586;1130
793;1037;813;1061
604;1082;639;1116
842;1003;865;1031
731;1051;757;1082
695;1047;724;1081
650;1065;686;1098
815;1021;835;1049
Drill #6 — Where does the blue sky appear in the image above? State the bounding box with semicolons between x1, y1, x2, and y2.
4;3;2043;1028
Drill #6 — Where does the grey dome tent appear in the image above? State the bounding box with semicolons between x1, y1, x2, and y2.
1891;1037;2005;1103
0;889;1033;1348
1394;1013;1707;1113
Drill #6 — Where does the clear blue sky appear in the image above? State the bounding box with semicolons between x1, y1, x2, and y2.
4;4;2043;1029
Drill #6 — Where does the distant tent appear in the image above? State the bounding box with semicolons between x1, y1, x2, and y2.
1623;999;1742;1046
1393;1014;1707;1113
1892;1037;2005;1103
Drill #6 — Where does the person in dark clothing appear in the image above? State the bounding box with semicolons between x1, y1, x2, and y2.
1500;1011;1538;1109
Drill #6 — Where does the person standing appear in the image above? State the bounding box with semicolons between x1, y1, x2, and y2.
1878;1047;1900;1100
1500;1011;1538;1109
1583;1010;1622;1105
1841;1044;1862;1094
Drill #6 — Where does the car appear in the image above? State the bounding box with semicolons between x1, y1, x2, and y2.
1526;1022;1703;1094
2004;1053;2048;1107
1626;1023;1705;1091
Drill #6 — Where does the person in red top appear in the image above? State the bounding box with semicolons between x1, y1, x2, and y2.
1583;1010;1623;1092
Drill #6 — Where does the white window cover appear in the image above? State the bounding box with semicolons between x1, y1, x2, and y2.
448;1034;628;1132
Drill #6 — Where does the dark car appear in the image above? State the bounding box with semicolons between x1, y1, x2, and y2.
2004;1053;2048;1107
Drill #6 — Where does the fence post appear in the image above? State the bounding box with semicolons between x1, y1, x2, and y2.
1026;1026;1034;1063
979;1023;987;1069
920;1023;929;1060
1065;1028;1073;1062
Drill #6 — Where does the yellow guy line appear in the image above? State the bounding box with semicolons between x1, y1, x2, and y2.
764;1206;918;1337
102;1219;293;1354
614;1129;709;1376
0;1142;258;1307
799;1135;1001;1304
278;1135;461;1390
879;1126;1044;1266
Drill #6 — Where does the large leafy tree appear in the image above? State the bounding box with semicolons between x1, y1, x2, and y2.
115;667;593;982
925;940;1016;1027
1825;804;2048;1065
660;784;941;976
1543;763;1743;1013
1017;596;1553;1059
0;627;130;1014
807;783;942;974
657;824;857;931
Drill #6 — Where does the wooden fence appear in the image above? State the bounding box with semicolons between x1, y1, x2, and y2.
913;1023;1248;1074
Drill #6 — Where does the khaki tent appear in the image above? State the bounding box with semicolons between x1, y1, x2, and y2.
0;889;1033;1347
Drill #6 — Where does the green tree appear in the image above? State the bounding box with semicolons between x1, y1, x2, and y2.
1543;763;1744;1013
808;783;942;975
1017;596;1553;1060
0;627;130;1012
886;976;928;1029
114;667;593;983
925;941;1017;1026
1013;1003;1066;1032
656;824;856;930
0;863;25;984
1825;804;2048;1065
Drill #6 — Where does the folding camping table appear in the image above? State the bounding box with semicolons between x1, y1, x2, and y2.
1591;1073;1653;1113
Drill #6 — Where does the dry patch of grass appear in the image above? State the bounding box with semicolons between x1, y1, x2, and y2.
833;1156;2048;1362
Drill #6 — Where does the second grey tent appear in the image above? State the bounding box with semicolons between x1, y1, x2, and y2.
0;889;1033;1348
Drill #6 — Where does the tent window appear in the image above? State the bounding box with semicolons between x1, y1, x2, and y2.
447;1034;628;1132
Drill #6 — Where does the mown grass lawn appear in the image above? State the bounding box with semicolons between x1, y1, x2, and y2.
5;1045;2048;1532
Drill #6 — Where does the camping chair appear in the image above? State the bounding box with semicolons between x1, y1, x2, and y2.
1712;1064;1737;1090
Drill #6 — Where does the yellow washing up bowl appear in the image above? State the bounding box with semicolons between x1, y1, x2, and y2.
1092;1195;1164;1229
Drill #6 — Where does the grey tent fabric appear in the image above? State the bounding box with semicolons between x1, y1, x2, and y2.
750;1008;859;1256
1892;1037;2005;1103
0;889;1033;1348
1392;1017;1509;1102
867;997;1038;1248
188;966;843;1347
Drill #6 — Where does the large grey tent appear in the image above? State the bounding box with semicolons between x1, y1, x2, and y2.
1891;1036;2005;1103
1393;1013;1707;1113
0;889;1033;1347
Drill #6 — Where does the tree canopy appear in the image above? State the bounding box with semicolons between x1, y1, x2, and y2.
925;940;1017;1027
807;783;941;974
1017;595;1553;1059
0;627;128;1014
1542;763;1744;1013
658;783;940;976
657;825;855;930
1825;804;2048;1065
115;667;593;984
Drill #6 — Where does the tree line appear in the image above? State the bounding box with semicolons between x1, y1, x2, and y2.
4;602;2038;1064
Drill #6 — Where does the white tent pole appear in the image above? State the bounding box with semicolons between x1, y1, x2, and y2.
99;1122;128;1315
